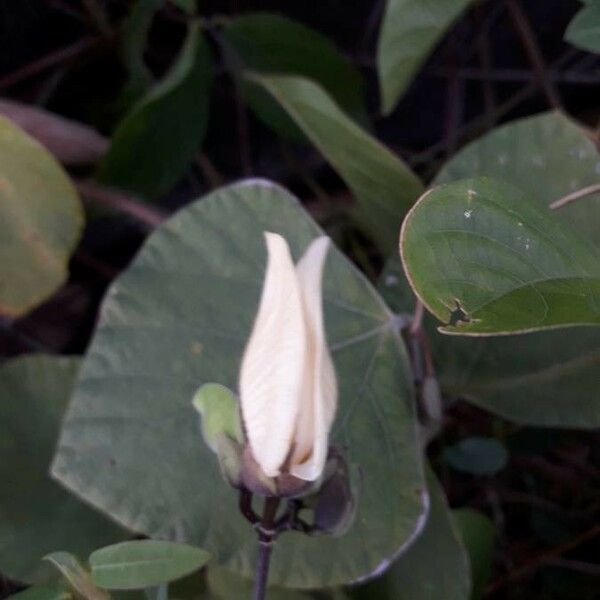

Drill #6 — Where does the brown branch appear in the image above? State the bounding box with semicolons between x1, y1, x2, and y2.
504;0;562;110
75;180;167;228
549;183;600;210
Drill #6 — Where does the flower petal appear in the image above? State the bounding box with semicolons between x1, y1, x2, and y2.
290;236;338;481
239;232;307;478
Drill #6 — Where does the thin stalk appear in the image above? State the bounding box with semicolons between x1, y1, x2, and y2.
253;497;280;600
549;183;600;210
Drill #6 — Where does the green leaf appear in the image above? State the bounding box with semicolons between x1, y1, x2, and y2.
221;12;366;141
52;179;426;588
116;0;165;110
170;0;196;14
350;467;471;600
565;0;600;54
452;509;495;600
45;553;109;600
207;567;311;600
9;584;71;600
0;116;83;317
0;355;128;584
89;541;210;590
443;437;508;476
400;177;600;335
98;21;212;198
377;0;475;114
252;75;424;252
424;111;600;427
191;383;243;451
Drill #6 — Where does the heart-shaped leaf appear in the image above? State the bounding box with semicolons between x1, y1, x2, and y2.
0;355;128;584
98;21;212;198
0;116;83;317
350;467;471;600
89;541;210;590
252;74;423;252
377;0;476;114
401;177;600;335
52;179;426;588
221;13;366;141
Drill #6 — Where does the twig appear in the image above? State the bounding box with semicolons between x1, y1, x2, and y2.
0;36;105;90
549;183;600;210
195;153;225;189
545;558;600;576
485;525;600;595
504;0;563;109
253;497;280;600
409;301;425;336
75;180;167;227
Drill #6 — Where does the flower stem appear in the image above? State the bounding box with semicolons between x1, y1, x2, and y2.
253;496;280;600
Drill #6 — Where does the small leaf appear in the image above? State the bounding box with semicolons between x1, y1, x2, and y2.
0;116;83;317
443;437;508;476
252;75;423;252
377;0;475;114
89;541;210;590
0;355;127;584
221;12;366;141
192;383;243;451
45;553;109;600
565;0;600;54
452;509;495;600
401;177;600;335
98;21;212;198
9;584;72;600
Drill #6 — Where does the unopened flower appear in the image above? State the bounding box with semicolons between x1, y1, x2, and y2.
239;232;337;493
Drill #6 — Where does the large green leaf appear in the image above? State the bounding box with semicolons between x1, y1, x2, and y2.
422;111;600;427
0;116;83;317
0;355;128;584
89;541;210;590
565;0;600;54
452;509;494;600
350;467;470;600
377;0;475;115
98;21;212;198
253;75;423;252
401;177;600;335
221;13;366;141
52;180;426;588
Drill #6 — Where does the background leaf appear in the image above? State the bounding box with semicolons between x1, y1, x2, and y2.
443;437;508;476
98;21;212;198
0;116;83;317
565;0;600;54
400;177;600;335
253;75;424;252
51;179;426;589
377;0;475;114
0;355;128;584
349;467;471;600
89;541;210;590
221;12;366;141
452;509;495;600
9;584;71;600
44;553;108;600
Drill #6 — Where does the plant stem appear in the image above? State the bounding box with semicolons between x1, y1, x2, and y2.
549;183;600;210
253;497;280;600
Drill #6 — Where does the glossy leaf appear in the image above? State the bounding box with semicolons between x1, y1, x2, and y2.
89;541;210;590
98;21;212;198
443;437;508;476
565;0;600;54
221;13;366;141
0;116;83;317
0;355;127;584
377;0;475;114
45;553;108;600
401;177;600;335
253;75;424;252
452;509;495;600
52;179;426;588
350;467;470;600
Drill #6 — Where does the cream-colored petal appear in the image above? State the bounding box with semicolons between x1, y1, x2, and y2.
239;232;307;478
290;236;338;481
